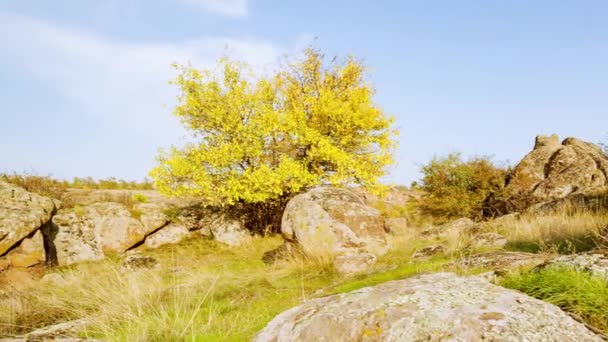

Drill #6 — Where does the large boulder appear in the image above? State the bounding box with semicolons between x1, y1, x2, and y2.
142;223;190;249
254;272;602;341
281;187;388;258
503;135;608;209
202;213;251;246
134;202;170;234
0;181;56;256
48;202;147;265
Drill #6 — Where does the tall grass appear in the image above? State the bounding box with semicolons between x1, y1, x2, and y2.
0;234;445;341
487;209;608;254
501;267;608;333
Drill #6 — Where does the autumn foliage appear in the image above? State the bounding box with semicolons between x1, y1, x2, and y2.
151;49;397;207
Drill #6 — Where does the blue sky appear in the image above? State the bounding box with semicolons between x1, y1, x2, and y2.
1;1;607;185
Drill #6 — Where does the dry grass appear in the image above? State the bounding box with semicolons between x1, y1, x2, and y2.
3;207;608;340
0;234;447;341
486;209;608;254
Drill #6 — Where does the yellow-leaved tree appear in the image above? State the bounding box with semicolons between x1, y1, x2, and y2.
151;48;397;232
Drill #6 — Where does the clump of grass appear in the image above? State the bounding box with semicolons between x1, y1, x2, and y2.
132;194;149;203
0;235;444;341
501;267;608;332
487;209;608;254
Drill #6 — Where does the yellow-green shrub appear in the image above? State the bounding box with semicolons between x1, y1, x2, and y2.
416;153;506;222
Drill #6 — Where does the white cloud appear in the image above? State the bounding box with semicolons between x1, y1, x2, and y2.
179;0;248;17
0;11;307;179
0;11;286;137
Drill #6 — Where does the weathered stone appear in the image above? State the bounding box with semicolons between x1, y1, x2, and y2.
384;217;408;235
40;273;67;286
142;223;190;249
412;244;444;259
450;251;549;273
0;181;56;256
503;135;608;209
281;187;388;258
470;232;508;250
202;213;251;246
254;272;601;341
423;217;479;237
4;230;45;268
543;252;608;280
334;252;376;274
49;202;147;265
122;255;159;271
134;202;169;234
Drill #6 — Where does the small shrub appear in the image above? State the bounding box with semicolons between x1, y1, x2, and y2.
416;153;506;222
132;194;149;203
1;172;68;199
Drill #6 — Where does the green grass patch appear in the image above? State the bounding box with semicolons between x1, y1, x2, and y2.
500;267;608;332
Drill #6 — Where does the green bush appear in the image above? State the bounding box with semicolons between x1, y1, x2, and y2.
501;267;608;332
416;153;506;222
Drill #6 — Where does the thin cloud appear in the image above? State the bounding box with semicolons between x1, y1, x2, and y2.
0;11;283;135
179;0;248;17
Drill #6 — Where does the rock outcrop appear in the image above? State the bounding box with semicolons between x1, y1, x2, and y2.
142;223;190;249
450;251;549;274
254;272;601;341
542;252;608;280
281;187;388;273
0;181;57;256
48;202;148;265
503;135;608;210
202;213;251;247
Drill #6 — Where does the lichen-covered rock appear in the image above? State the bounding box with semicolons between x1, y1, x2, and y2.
134;202;169;234
504;135;608;208
202;213;251;246
384;217;408;235
412;244;444;259
142;223;190;249
49;202;147;265
450;251;549;273
470;232;508;249
254;272;602;341
334;252;377;274
281;187;388;258
544;252;608;280
122;255;159;271
0;181;56;256
4;230;45;268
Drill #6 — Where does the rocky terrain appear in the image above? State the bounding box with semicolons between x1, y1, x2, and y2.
1;135;608;341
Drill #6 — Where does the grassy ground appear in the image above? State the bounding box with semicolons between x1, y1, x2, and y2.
1;208;607;341
501;267;608;332
0;233;453;341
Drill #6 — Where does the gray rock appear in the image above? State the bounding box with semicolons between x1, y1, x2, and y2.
0;181;56;256
334;252;377;274
142;223;190;249
450;251;549;273
544;252;608;280
122;254;159;271
202;213;250;246
503;135;608;209
412;244;444;259
281;187;388;258
49;202;147;265
134;202;169;234
470;232;508;249
254;272;602;341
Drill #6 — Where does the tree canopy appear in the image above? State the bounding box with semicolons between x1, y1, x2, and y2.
151;49;397;206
